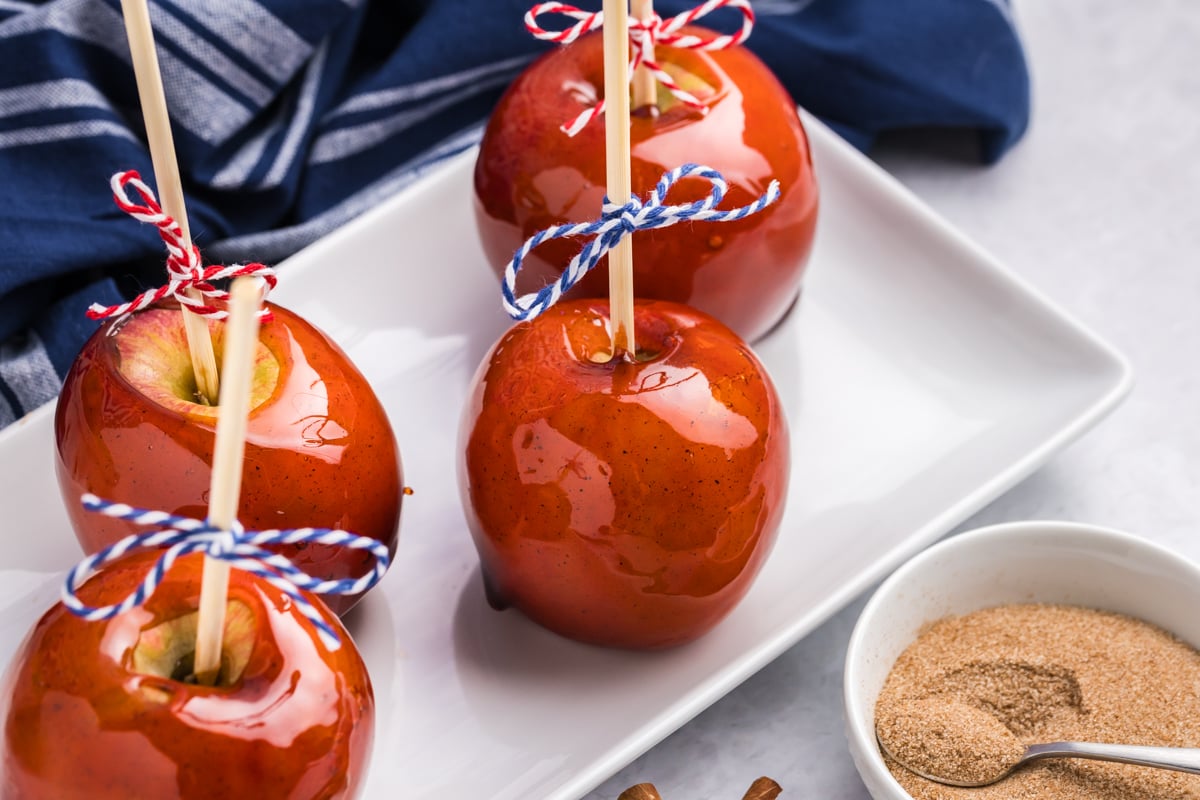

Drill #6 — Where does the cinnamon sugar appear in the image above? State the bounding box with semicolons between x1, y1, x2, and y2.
877;698;1024;785
874;604;1200;799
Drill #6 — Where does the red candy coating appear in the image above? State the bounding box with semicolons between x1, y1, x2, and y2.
0;551;373;799
54;304;402;615
459;299;790;649
474;28;819;342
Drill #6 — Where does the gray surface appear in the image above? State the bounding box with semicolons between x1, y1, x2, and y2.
586;2;1200;798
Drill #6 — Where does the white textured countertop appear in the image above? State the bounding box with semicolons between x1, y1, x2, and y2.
587;2;1200;797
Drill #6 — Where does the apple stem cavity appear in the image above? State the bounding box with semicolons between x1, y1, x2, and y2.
119;0;221;406
603;0;637;358
193;278;266;685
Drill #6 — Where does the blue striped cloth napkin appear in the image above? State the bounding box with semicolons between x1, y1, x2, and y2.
0;0;1029;430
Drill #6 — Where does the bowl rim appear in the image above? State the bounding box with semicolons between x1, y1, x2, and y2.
841;519;1200;798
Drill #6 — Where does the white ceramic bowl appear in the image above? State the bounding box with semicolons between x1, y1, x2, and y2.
843;520;1200;799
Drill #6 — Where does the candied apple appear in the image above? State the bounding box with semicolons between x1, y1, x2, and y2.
474;27;819;342
0;550;373;799
54;303;402;614
459;298;790;649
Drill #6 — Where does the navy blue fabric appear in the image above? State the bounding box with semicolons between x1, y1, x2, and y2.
0;0;1030;428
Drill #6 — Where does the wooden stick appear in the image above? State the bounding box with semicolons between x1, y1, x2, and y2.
603;0;637;357
741;777;783;800
192;278;264;685
618;785;663;800
120;0;220;406
631;0;657;110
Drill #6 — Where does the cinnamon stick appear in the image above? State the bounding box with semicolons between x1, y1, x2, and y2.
618;784;663;800
741;777;783;800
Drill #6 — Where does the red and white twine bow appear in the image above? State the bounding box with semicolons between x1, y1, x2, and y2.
525;0;755;135
86;171;276;321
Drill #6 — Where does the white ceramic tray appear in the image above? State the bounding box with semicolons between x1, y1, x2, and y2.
0;114;1131;799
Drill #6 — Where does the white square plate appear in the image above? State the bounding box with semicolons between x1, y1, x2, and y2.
0;114;1131;799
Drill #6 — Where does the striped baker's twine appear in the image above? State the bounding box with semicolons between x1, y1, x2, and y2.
525;0;755;135
62;494;391;651
86;171;277;321
502;162;779;320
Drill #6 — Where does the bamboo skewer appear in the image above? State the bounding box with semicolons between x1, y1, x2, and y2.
120;0;220;406
192;277;264;685
631;0;657;110
603;0;637;358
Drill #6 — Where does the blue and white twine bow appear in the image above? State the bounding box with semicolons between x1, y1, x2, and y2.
63;494;391;651
501;163;781;321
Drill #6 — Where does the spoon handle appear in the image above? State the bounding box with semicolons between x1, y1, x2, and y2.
1024;742;1200;775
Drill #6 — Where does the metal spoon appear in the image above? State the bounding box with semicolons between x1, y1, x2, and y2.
878;735;1200;787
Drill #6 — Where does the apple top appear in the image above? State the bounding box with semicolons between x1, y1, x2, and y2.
61;492;391;652
502;162;780;321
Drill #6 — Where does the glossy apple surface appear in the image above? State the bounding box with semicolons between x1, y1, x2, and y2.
0;551;373;799
474;27;819;343
459;298;790;649
54;303;402;614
